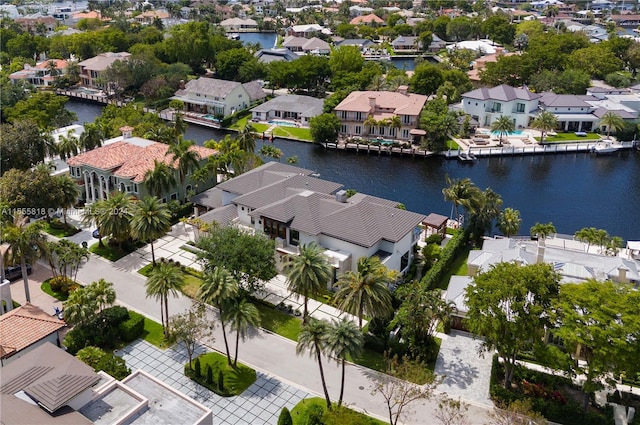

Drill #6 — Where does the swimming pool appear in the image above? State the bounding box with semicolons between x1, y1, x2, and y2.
202;114;221;122
268;120;297;127
479;129;529;137
370;138;394;145
76;87;102;95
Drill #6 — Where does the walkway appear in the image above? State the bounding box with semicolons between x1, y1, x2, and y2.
118;339;310;425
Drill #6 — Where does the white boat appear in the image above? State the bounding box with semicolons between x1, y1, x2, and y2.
592;139;623;154
458;150;478;162
227;33;240;40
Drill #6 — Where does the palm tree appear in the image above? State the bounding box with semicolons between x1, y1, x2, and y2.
545;5;559;29
225;296;260;367
259;145;283;161
442;175;481;227
167;137;201;189
146;262;184;338
468;188;503;240
236;123;257;153
530;111;558;144
297;319;332;409
57;131;79;160
144;159;176;199
326;318;363;407
491;115;515;147
93;192;134;246
530;222;556;240
79;122;104;151
57;174;80;227
364;116;378;137
64;288;96;326
199;266;239;365
130;196;172;265
599;111;625;138
333;256;395;329
574;227;597;251
1;213;45;303
88;278;116;312
497;207;522;237
285;242;332;323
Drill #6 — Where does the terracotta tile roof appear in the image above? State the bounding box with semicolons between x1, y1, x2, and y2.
0;304;65;359
350;14;384;25
66;138;216;182
334;90;428;116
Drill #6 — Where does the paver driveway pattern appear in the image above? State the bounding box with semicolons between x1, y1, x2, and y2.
118;340;310;425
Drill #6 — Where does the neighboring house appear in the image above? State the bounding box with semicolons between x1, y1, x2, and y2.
8;59;68;87
287;24;331;37
461;84;540;128
537;93;599;132
172;77;266;117
250;94;323;125
219;17;258;31
281;36;331;55
391;35;421;52
254;48;299;63
0;304;66;366
334;87;428;141
349;5;374;16
0;342;212;424
191;162;425;282
467;49;516;84
427;34;446;52
66;126;217;204
334;38;376;51
447;39;501;55
15;15;57;33
135;9;170;24
350;13;385;25
610;14;640;27
77;52;131;88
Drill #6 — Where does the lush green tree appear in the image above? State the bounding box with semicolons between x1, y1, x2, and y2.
130;196;171;265
530;111;559;144
465;262;560;387
567;44;624;80
574;227;598;251
0;167;66;212
196;226;277;293
145;261;184;337
1;214;45;303
530;222;556;239
297;319;332;409
310;113;341;145
490;115;515;147
56;131;79;161
259;145;283;161
0;120;51;173
225;296;260;367
467;188;503;243
419;97;460;151
497;207;522;237
285;243;332;323
4;91;76;129
77;346;131;380
410;62;444;96
45;239;89;283
198;266;239;365
446;16;472;42
480;55;527;87
481;14;515;45
442;175;482;227
553;280;640;409
144;159;177;198
236;123;257;153
277;407;293;425
168;301;214;368
88;192;134;246
167;138;201;189
329;45;365;75
56;174;80;227
326;317;363;407
334;256;396;329
64;279;116;325
599;111;625;138
215;48;256;81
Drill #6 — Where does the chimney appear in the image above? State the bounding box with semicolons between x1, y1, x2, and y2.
618;266;628;283
368;95;376;111
398;85;408;95
120;126;134;139
179;79;186;90
335;190;347;203
536;239;545;264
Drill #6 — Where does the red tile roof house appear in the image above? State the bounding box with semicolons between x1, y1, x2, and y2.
349;13;385;25
0;303;66;367
8;59;69;87
333;87;428;141
66;127;217;204
77;52;131;88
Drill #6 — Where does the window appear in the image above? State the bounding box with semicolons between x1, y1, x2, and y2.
161;197;167;203
289;229;300;246
126;185;131;192
275;111;281;117
196;93;201;97
493;102;502;112
340;124;348;133
402;129;410;138
238;94;243;98
339;111;347;119
390;128;396;137
170;193;178;200
263;218;286;240
378;126;385;135
355;112;363;121
516;103;525;113
400;250;410;271
133;184;138;193
120;183;125;192
355;126;362;135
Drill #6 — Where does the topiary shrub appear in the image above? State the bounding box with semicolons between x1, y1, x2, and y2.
206;365;213;385
218;369;224;392
194;357;201;378
277;407;293;425
118;311;145;342
100;305;130;327
425;233;443;245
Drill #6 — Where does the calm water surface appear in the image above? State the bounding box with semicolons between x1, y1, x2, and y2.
68;100;640;241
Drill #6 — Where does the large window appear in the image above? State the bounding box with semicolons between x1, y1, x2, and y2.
400;250;410;271
263;218;286;240
289;229;300;246
516;103;525;113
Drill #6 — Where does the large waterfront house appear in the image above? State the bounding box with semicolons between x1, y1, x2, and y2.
250;94;323;126
286;24;331;37
172;77;266;118
191;162;425;285
350;13;385;25
254;48;299;63
461;84;541;129
66;127;217;204
77;52;131;88
333;87;428;141
15;14;57;33
0;342;212;424
281;36;331;55
219;17;258;31
9;59;68;87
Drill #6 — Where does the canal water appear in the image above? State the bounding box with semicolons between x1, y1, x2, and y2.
67;100;640;241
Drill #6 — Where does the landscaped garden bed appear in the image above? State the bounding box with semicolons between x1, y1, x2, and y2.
290;397;386;425
42;219;81;238
89;238;143;261
184;352;256;397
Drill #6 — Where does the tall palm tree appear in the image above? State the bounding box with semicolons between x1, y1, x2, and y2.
326;318;363;407
130;196;172;265
297;319;332;409
199;266;239;365
468;188;503;240
224;296;260;367
333;256;395;329
57;131;79;160
497;207;522;237
57;174;80;227
442;175;481;227
530;222;556;240
259;145;283;161
285;242;332;323
167;137;201;189
144;159;176;199
64;287;96;326
530;111;558;144
491;115;515;147
1;213;45;303
236;123;257;153
79;122;104;151
599;111;625;138
364;116;378;137
574;227;597;251
88;278;116;312
146;262;184;338
93;192;134;247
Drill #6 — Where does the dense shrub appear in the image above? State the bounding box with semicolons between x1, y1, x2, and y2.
118;311;145;342
306;405;325;425
425;234;443;245
49;276;76;294
278;407;293;425
420;228;469;290
101;306;130;327
76;346;131;380
63;306;137;354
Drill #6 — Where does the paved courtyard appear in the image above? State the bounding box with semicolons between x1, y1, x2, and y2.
118;340;311;425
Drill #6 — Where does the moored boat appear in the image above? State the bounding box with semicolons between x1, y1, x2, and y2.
592;139;624;154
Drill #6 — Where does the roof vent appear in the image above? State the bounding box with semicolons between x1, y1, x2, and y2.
335;190;347;203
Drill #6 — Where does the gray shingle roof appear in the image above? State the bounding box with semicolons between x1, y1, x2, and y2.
538;93;595;108
254;48;299;63
216;162;315;195
463;84;540;102
250;94;324;118
190;187;223;209
198;204;238;226
183;77;241;98
242;80;267;102
235;174;342;209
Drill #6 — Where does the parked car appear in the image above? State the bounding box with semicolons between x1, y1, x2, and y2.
3;264;33;281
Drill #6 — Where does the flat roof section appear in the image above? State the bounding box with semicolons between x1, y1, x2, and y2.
79;386;141;425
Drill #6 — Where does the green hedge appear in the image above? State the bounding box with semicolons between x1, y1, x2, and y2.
64;306;137;354
420;229;469;290
221;108;252;128
119;311;145;342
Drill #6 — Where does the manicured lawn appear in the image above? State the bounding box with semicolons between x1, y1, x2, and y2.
138;263;203;298
228;115;270;133
41;279;71;301
348;348;385;372
290;397;387;425
534;132;600;142
185;352;256;397
42;222;81;238
273;126;313;141
250;299;302;341
89;239;139;261
141;317;169;348
436;246;471;289
446;139;459;149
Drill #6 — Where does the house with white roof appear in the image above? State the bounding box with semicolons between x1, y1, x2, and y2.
287;24;331;37
191;162;425;284
447;39;501;55
172;77;266;117
281;36;331;55
461;84;540;128
219;17;258;31
250;94;323;126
